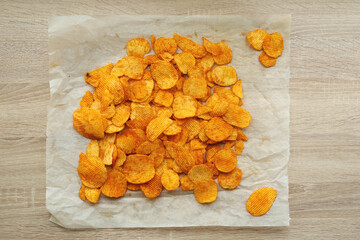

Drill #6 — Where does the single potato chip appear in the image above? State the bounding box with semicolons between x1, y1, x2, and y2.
128;183;141;191
85;62;113;88
191;149;206;165
79;184;86;201
144;54;160;66
146;117;173;142
205;117;233;142
80;90;94;108
218;168;242;190
73;107;105;139
173;33;207;58
190;139;207;150
101;74;125;105
206;145;221;163
231;79;243;99
202;37;222;56
188;164;213;183
153;37;177;57
262;32;284;58
236;128;248;142
113;148;126;169
183;76;207;99
85;187;101;204
211;66;237;86
126;38;151;57
259;52;277;68
174;52;196;74
123;154;155;184
246;29;269;51
150;61;178;90
101;168;127;198
213;87;241;105
164;141;195;173
198;53;215;73
193;179;218;204
222;104;251;128
129;103;157;130
183;118;201;141
78;153;107;188
86;140;99;157
112;104;131;127
234;141;244;155
128;78;154;103
213;148;237;173
153;90;174;107
116;128;146;154
213;42;232;65
180;175;195;191
163;122;182;136
165;158;182;173
111;56;145;80
204;162;219;179
140;174;163;198
105;124;124;134
173;94;198;119
161;169;180;191
246;187;277;216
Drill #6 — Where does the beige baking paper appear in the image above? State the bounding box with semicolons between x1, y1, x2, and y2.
47;15;291;228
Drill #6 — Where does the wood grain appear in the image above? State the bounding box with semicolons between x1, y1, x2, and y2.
0;0;359;239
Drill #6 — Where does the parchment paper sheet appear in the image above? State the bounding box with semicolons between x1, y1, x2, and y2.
47;15;291;228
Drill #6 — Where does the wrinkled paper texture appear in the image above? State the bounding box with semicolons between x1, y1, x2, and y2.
47;15;290;228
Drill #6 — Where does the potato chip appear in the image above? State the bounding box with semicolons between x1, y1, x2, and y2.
129;103;157;130
153;90;174;107
79;184;86;201
93;84;114;110
174;52;196;74
155;106;173;118
85;62;113;88
86;140;99;157
231;79;243;99
213;87;241;106
101;143;116;165
85;187;101;204
161;169;180;191
173;94;198;119
150;35;156;49
259;51;277;68
198;127;209;142
80;90;94;108
163;122;182;136
204;162;219;179
150;146;166;167
150;61;178;90
197;105;211;116
105;124;124;134
218;168;242;190
206;145;221;163
123;154;155;184
140;174;163;198
111;104;130;127
211;66;237;86
226;128;238;141
101;168;127;198
99;133;116;155
165;158;182;173
236;128;248;142
180;175;194;191
113;148;126;169
144;54;160;66
213;42;232;65
190;139;207;150
183;76;207;99
191;149;206;165
116;128;146;154
164;141;195;173
173;33;207;58
234;141;244;155
101;74;125;105
262;32;284;58
73;107;105;139
101;104;116;120
127;183;141;191
183;118;201;141
224;141;236;149
246;29;269;51
193;179;218;204
223;104;251;128
187;64;205;79
111;56;145;80
118;76;131;101
213;148;237;173
128;78;154;103
198;53;215;73
206;94;229;117
146;117;173;142
153;37;177;57
78;153;107;188
126;38;151;57
175;76;185;90
204;117;233;142
246;187;277;216
167;126;189;146
202;37;222;56
188;164;213;183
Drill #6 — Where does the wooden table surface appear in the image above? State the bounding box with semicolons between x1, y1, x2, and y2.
1;1;359;239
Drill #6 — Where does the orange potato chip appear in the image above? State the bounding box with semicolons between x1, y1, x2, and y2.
165;158;182;173
140;174;163;198
206;144;221;163
161;169;180;191
173;94;198;119
85;62;113;88
86;140;99;157
188;164;213;183
85;187;101;204
78;153;107;188
174;52;196;74
187;64;205;79
183;76;207;99
129;103;157;130
231;79;243;99
180;175;195;191
123;154;155;184
204;162;219;179
111;56;145;80
150;35;156;49
234;141;244;155
213;42;232;65
211;66;237;86
111;104;130;127
262;32;284;58
198;53;215;73
126;38;151;57
155;106;173;118
101;168;127;198
193;179;218;204
105;124;124;134
224;141;236;149
246;29;269;51
164;141;195;173
79;184;86;201
153;90;174;107
183;118;201;141
99;133;116;155
226;128;238;141
135;139;161;155
116;128;146;154
144;54;160;66
236;128;248;142
128;78;154;103
153;37;177;57
246;187;277;216
223;104;251;128
127;183;141;191
202;37;222;56
150;146;165;167
101;143;116;165
190;139;207;150
113;148;126;169
167;126;189;146
101;74;125;105
101;104;116;119
206;93;229;117
213;86;241;106
73;107;106;139
218;168;242;190
198;127;209;142
259;51;277;68
163;122;182;136
146;116;173;142
80;90;94;108
191;149;206;165
213;148;237;173
150;61;178;90
173;33;207;58
204;117;233;142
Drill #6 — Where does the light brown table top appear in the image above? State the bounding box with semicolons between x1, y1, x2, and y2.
1;1;359;239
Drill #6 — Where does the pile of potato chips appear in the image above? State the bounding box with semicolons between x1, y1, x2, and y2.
74;33;253;205
246;29;284;67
